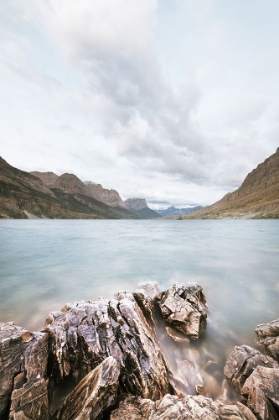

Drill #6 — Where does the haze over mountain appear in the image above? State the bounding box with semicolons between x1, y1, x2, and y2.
125;198;160;219
179;148;279;219
0;158;145;219
156;206;203;217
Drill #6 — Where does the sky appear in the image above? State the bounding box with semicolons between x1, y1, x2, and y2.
0;0;279;208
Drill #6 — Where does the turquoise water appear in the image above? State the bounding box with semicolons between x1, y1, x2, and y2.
0;220;278;362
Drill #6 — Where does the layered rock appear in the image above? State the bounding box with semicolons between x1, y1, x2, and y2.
0;322;49;420
44;292;170;407
255;318;279;362
54;356;120;420
125;198;160;218
156;283;207;340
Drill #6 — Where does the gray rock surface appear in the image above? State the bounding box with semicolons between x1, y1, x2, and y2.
156;283;207;340
125;198;148;211
54;356;120;420
255;318;279;362
44;292;170;405
224;345;278;393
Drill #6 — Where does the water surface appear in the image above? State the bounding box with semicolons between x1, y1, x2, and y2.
0;220;278;396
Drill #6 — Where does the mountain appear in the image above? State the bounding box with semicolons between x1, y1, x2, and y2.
181;148;279;219
84;181;129;209
156;205;203;217
125;198;161;219
30;171;59;186
0;158;142;219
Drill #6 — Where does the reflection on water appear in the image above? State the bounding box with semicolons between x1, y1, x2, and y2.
0;220;278;397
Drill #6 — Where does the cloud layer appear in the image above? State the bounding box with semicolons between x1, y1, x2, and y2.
1;0;279;207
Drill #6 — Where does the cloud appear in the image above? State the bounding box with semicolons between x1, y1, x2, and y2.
1;0;279;206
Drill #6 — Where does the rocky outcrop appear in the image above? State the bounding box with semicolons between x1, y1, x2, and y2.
44;292;170;406
0;322;49;420
110;394;257;420
255;318;279;362
54;356;120;420
30;171;59;186
224;345;278;393
224;344;279;420
84;182;129;209
156;283;207;340
1;286;279;420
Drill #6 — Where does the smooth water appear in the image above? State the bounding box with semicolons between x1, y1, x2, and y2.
0;220;278;395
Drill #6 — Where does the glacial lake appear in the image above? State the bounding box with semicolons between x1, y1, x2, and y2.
0;219;278;396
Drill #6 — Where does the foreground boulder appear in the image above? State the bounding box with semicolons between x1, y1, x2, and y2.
54;356;120;420
156;283;207;340
45;291;170;409
224;345;279;420
0;322;49;420
110;394;257;420
255;318;279;362
242;366;279;420
224;345;278;393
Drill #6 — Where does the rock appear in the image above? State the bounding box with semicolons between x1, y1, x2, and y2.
165;326;190;343
224;345;278;393
255;318;279;362
156;283;207;340
133;282;160;328
54;356;120;420
242;366;279;420
44;293;170;408
111;394;257;419
0;322;49;420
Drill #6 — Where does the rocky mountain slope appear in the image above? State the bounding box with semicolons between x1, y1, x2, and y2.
181;148;279;219
0;158;143;219
125;198;161;218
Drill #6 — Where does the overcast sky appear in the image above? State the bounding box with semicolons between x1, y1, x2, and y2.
1;0;279;208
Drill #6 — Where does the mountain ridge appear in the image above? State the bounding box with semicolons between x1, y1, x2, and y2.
178;148;279;219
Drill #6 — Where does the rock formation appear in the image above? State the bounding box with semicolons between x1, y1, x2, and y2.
255;318;279;362
156;283;208;340
84;182;129;209
30;172;59;186
1;284;279;419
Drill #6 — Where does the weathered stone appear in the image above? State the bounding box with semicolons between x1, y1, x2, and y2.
9;332;49;420
54;356;120;420
0;323;49;420
45;293;170;407
224;345;278;393
156;283;207;340
255;318;279;362
242;366;279;420
111;394;257;420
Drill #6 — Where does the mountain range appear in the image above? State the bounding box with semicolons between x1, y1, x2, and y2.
179;148;279;219
0;158;156;219
156;205;203;217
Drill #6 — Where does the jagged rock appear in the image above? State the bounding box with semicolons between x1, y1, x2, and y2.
0;322;49;420
224;345;278;393
242;366;279;420
133;282;160;328
44;292;170;409
255;318;279;362
54;356;120;420
110;394;257;419
156;283;207;340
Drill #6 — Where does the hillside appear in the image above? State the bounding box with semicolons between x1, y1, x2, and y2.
181;148;279;219
0;158;143;219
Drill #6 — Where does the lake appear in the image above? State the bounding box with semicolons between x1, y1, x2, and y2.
0;219;278;396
